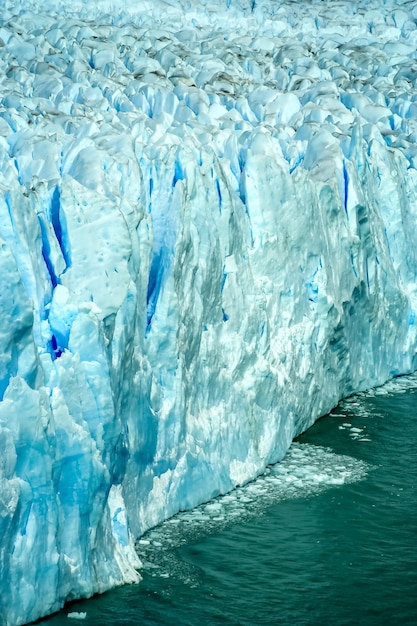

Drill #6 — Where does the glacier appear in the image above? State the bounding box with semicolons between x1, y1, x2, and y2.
1;0;417;623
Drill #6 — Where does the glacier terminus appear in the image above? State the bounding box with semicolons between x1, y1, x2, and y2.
1;0;417;624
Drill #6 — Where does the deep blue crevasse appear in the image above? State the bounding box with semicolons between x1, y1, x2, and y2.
38;216;59;288
50;186;71;268
146;249;166;331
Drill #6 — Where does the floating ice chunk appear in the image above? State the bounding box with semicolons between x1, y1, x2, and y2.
67;612;87;620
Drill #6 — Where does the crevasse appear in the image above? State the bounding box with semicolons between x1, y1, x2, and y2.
1;0;417;624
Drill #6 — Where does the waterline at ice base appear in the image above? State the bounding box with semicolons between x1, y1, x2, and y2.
1;0;417;624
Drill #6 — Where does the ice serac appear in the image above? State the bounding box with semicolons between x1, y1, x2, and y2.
1;0;417;624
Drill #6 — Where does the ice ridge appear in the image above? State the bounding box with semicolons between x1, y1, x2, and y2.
1;0;417;624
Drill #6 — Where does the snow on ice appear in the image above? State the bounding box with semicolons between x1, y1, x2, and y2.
1;0;417;623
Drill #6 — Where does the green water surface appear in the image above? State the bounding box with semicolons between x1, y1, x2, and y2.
40;386;417;626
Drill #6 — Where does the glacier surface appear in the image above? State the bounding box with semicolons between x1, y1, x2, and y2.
1;0;417;623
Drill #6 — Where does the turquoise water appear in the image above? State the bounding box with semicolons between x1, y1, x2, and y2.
40;380;417;626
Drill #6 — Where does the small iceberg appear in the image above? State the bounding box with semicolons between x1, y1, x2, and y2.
67;612;87;620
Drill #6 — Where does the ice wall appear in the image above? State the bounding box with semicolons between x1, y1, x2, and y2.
1;0;417;624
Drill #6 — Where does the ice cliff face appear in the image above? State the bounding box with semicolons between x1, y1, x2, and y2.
1;0;417;624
